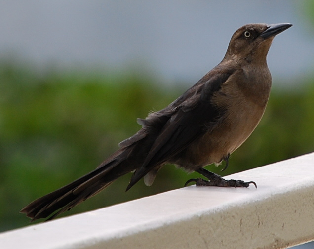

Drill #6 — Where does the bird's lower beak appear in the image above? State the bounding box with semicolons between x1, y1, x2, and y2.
260;23;292;39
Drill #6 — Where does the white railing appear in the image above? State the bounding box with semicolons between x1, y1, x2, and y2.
1;153;314;249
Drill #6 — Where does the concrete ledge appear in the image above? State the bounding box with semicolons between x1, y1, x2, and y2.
2;153;314;249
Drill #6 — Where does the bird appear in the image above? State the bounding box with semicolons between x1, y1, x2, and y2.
21;23;292;221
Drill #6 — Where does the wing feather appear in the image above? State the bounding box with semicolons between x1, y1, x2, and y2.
126;70;235;189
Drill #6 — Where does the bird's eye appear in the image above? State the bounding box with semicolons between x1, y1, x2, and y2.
244;31;251;38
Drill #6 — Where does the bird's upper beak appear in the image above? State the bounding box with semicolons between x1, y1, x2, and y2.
260;23;292;39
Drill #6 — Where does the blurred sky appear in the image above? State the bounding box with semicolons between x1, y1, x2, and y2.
0;1;313;85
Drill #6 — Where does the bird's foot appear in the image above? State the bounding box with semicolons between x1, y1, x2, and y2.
184;177;256;188
185;168;257;188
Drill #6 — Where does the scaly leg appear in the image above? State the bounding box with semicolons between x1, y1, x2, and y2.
185;167;257;188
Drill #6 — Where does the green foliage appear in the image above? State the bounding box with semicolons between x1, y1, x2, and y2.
301;0;314;31
0;62;313;232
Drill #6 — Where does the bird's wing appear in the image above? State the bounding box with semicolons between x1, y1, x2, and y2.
126;69;235;190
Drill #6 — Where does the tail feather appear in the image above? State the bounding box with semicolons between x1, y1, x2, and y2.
21;120;162;221
20;150;135;221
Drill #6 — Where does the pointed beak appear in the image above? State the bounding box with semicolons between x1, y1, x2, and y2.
260;23;292;39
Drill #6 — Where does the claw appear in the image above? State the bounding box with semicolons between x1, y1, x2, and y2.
247;181;257;188
184;178;198;187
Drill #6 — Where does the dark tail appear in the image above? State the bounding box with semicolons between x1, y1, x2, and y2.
20;148;137;221
20;112;172;221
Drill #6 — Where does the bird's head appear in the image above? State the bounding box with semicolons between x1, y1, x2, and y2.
224;23;292;64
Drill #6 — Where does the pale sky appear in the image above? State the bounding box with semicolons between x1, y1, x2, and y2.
0;1;312;85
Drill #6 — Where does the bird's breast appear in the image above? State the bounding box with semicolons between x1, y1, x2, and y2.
171;72;271;170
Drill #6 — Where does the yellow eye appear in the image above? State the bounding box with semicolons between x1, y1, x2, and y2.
244;30;251;38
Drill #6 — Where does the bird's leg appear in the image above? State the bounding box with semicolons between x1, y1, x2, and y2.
221;153;230;172
184;168;257;188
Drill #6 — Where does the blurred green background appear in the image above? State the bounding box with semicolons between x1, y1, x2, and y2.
1;2;314;238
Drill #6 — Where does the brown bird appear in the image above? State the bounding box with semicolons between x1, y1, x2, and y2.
21;23;292;221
